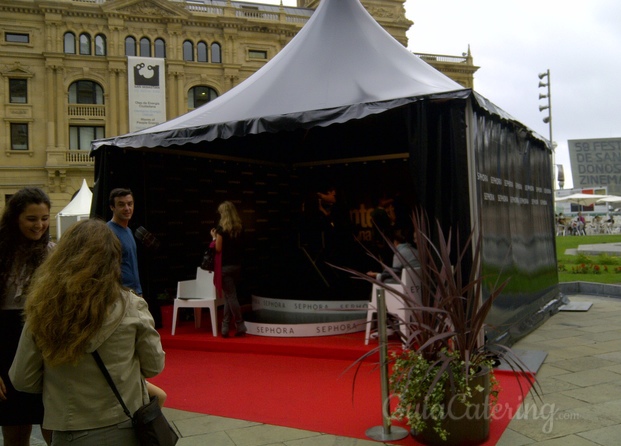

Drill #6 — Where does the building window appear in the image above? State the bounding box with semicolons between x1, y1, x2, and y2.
5;33;29;43
10;123;28;150
64;32;76;54
188;86;218;109
249;49;267;59
154;38;166;58
9;79;27;103
197;42;208;63
125;36;136;57
69;81;104;105
79;33;91;55
95;34;106;56
140;37;151;57
211;42;221;63
70;126;104;151
183;40;194;61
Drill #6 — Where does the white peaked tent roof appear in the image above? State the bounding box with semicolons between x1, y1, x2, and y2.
92;0;469;151
58;179;92;216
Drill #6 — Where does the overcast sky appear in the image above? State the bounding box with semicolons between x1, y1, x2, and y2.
261;1;621;190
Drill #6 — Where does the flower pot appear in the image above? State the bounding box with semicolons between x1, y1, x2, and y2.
411;368;491;446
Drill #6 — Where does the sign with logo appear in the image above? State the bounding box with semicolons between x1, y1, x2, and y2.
127;56;166;132
568;137;621;195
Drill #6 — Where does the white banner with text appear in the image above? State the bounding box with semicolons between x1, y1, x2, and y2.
127;56;166;132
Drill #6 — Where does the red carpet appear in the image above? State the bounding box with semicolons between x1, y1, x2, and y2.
151;305;533;445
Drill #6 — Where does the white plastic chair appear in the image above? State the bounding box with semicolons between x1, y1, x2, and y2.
605;222;614;234
365;267;422;345
172;268;225;336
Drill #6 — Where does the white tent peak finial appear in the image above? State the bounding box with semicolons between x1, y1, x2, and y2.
58;179;92;217
56;179;93;239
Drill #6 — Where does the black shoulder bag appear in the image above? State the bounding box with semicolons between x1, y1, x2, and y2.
200;243;216;271
92;351;178;446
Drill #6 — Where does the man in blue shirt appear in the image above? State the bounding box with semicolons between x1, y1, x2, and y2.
107;188;142;296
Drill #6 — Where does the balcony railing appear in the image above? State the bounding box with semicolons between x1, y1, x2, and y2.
185;4;223;14
66;151;93;164
67;0;323;28
415;53;469;64
68;104;106;119
239;10;278;20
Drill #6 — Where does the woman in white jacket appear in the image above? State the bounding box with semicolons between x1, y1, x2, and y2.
9;218;165;445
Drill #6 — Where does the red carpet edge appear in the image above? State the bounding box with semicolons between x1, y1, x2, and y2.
151;305;532;445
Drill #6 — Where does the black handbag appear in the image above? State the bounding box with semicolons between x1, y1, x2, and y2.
92;351;179;446
200;246;215;271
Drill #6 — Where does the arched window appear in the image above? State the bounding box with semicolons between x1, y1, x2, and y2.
68;80;104;105
154;38;166;58
183;40;194;62
140;37;151;57
211;42;221;63
95;34;106;56
64;32;76;54
188;86;218;109
79;33;91;55
197;42;208;63
125;36;136;57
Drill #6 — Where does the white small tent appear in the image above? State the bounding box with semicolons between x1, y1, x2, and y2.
56;179;92;239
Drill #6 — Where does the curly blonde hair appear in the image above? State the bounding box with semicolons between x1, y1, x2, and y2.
24;219;124;366
217;201;242;237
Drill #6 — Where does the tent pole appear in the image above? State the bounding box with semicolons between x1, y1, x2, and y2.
465;96;485;349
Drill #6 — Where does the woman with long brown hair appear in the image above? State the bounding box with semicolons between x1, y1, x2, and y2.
10;219;164;445
210;201;246;338
0;187;53;446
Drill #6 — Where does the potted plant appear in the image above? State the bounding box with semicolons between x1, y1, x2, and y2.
336;208;537;445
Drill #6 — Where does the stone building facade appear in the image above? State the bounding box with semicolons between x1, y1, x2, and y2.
0;0;477;235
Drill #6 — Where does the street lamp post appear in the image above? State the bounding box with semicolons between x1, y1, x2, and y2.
539;69;560;209
538;69;553;147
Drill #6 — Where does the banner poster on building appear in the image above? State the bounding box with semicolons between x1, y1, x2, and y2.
127;56;166;132
568;137;621;196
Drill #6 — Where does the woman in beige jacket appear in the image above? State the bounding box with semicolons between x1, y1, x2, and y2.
9;219;165;445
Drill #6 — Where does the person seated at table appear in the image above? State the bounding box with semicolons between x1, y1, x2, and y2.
572;212;586;235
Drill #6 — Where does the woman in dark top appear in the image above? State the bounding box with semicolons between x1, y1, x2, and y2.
211;201;246;338
0;187;53;445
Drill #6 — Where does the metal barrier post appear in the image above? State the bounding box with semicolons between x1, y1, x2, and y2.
366;288;408;441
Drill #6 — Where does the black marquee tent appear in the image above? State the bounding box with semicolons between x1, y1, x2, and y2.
91;0;561;344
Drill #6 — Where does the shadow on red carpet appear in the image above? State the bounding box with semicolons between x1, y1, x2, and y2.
151;305;532;445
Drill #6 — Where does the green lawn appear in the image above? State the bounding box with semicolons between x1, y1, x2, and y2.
556;234;621;284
